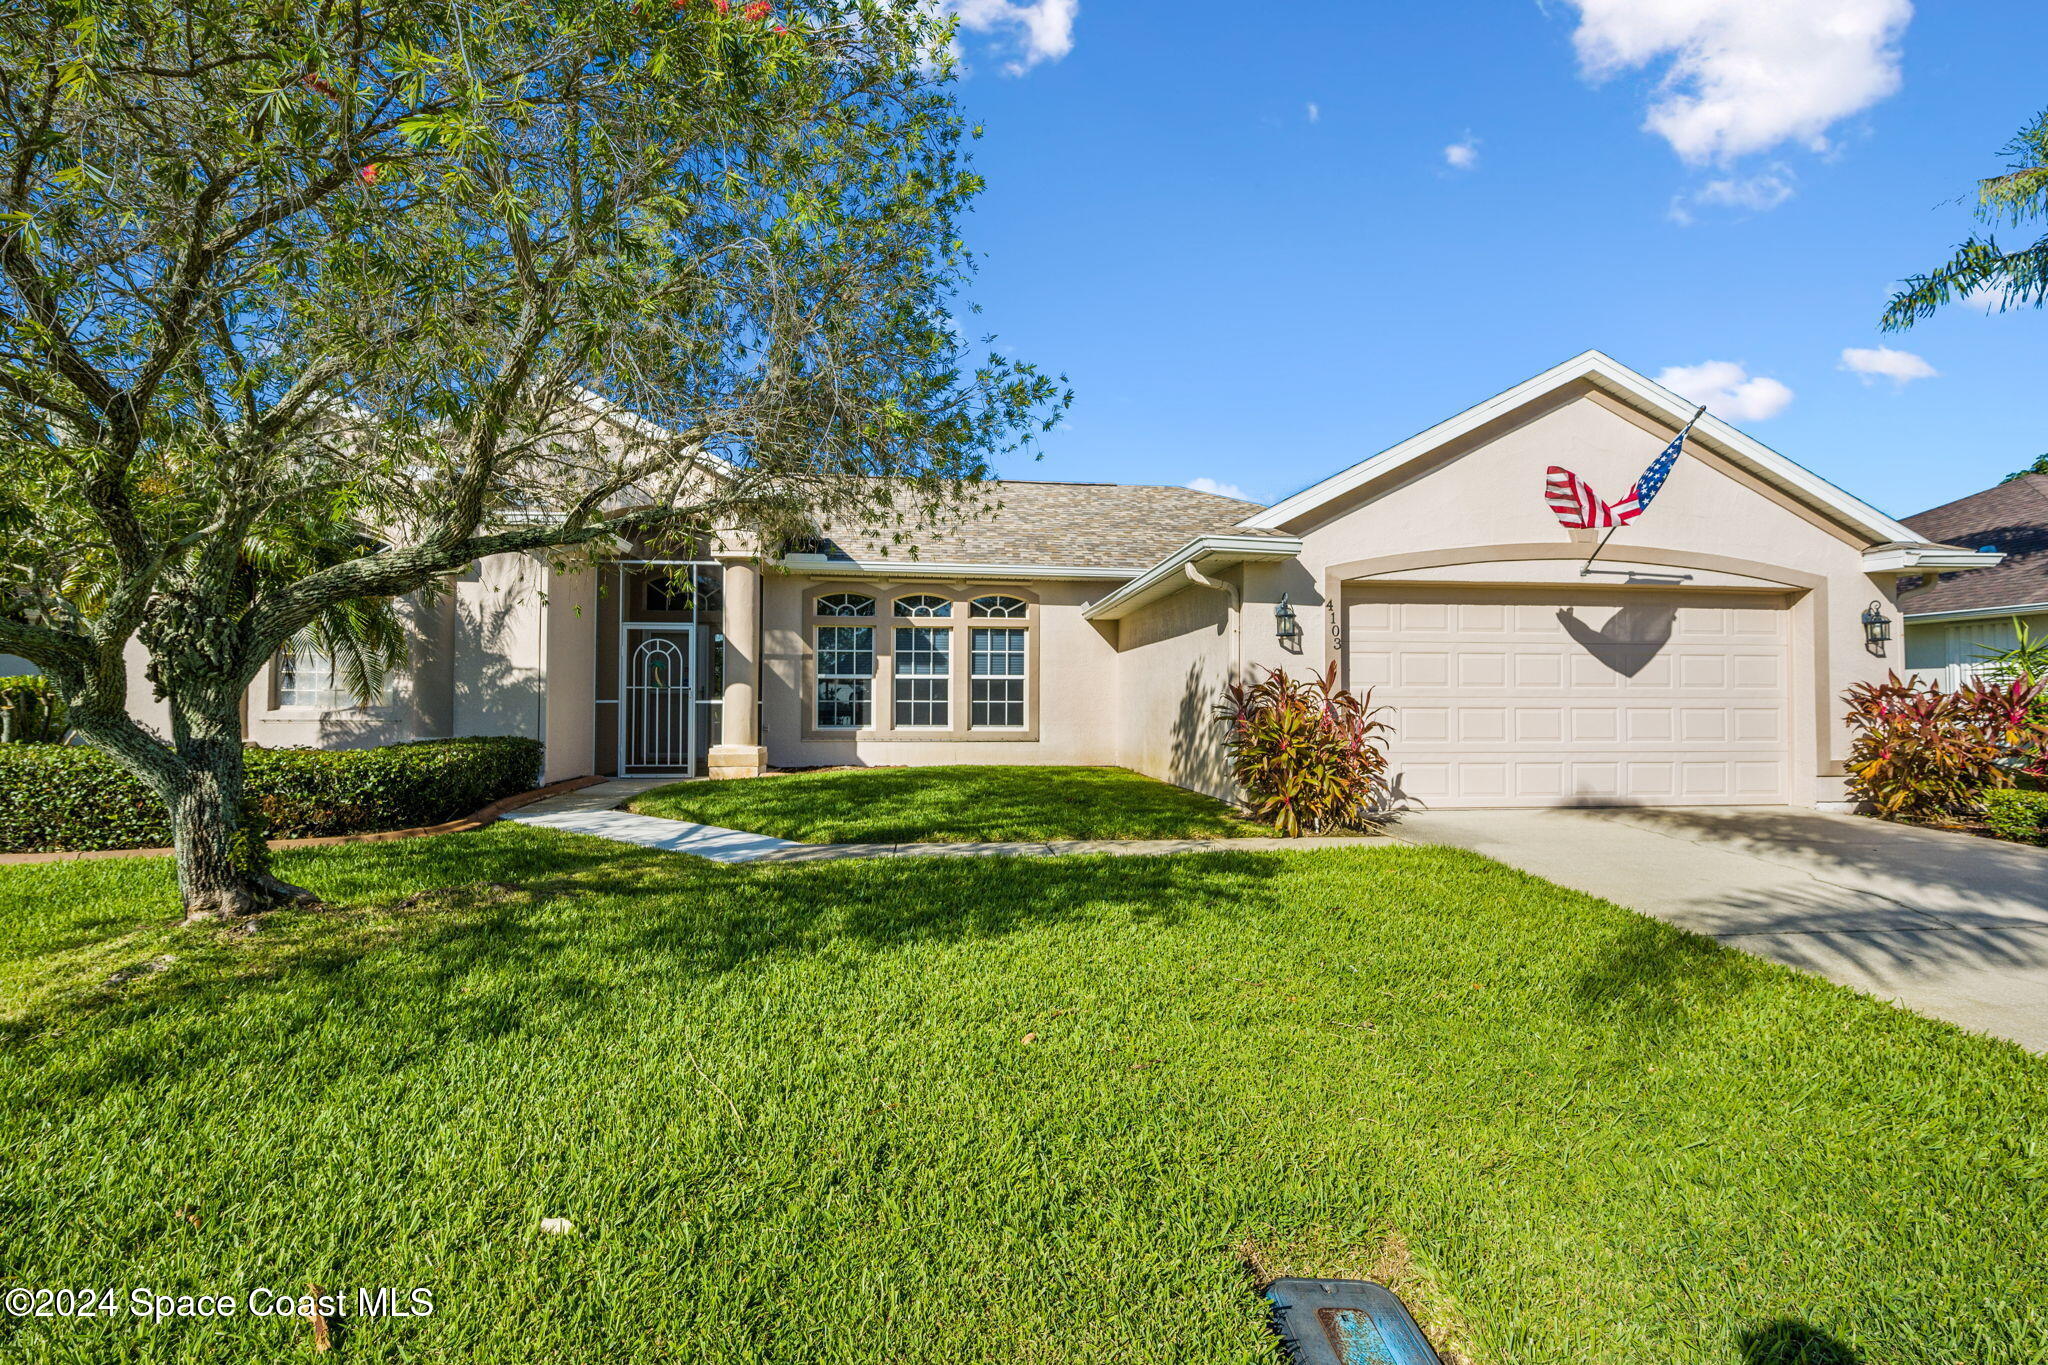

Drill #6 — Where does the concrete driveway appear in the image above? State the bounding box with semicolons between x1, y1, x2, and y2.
1389;806;2048;1052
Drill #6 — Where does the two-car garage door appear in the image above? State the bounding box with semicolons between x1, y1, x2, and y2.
1345;586;1793;808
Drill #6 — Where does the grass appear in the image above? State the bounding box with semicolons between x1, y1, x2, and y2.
627;764;1270;843
0;830;2044;1364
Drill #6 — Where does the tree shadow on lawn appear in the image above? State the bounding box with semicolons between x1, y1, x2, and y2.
1570;914;1760;1045
6;829;1297;1097
1739;1319;1863;1364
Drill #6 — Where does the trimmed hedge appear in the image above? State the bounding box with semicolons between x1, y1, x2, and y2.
1982;788;2048;846
0;737;544;853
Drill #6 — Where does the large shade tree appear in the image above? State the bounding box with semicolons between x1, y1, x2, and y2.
0;0;1063;920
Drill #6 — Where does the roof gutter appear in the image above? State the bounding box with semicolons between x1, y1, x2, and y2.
1083;533;1305;621
1903;599;2048;624
1860;545;2006;573
772;554;1136;581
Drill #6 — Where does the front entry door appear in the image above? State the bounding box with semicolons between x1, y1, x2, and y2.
623;626;697;774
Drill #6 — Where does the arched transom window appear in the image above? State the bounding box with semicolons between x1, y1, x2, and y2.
970;594;1028;619
892;594;952;618
816;592;876;618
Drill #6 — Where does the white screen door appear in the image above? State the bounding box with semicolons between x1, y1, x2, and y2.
623;626;696;774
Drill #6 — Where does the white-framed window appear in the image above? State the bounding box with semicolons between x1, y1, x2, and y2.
970;594;1028;619
893;625;951;727
970;627;1026;728
276;646;353;709
815;625;874;729
894;594;952;618
817;592;875;618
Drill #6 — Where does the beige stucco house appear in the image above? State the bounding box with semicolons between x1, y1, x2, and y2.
125;351;1999;810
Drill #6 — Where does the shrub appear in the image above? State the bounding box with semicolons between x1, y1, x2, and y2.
1843;672;2048;823
1216;664;1392;836
1982;788;2048;845
0;674;67;744
0;737;544;853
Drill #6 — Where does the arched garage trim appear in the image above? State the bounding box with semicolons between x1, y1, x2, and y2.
1321;544;1838;805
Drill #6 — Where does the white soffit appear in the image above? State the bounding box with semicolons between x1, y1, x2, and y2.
1242;350;1932;549
1083;533;1305;621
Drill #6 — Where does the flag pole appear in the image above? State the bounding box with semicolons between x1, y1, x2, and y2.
1580;404;1706;576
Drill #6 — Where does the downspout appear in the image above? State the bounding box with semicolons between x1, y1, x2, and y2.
1183;560;1243;678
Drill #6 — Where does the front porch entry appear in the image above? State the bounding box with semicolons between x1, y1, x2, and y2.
599;559;726;778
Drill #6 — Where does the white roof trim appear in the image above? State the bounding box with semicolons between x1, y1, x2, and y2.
1083;533;1305;621
1904;600;2048;624
1862;545;2005;573
773;555;1135;581
567;386;738;479
1242;350;1925;547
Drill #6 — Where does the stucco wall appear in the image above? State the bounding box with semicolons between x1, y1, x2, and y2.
1244;384;1897;806
1108;573;1237;799
758;574;1123;769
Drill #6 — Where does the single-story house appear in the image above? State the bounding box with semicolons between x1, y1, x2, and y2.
1899;473;2048;689
120;350;2000;809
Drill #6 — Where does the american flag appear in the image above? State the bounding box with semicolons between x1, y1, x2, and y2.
1544;409;1702;531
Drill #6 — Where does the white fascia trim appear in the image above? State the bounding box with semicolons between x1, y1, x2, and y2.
1243;349;1924;547
1904;600;2048;624
773;556;1137;581
1083;533;1305;621
1861;546;2005;573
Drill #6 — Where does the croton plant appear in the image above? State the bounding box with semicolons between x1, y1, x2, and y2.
1843;672;2048;823
1217;665;1394;836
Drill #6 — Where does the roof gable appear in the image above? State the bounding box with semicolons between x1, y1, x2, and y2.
1243;350;1924;548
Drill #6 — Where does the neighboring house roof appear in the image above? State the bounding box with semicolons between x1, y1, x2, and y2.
1240;350;1994;573
1899;474;2048;619
796;480;1267;575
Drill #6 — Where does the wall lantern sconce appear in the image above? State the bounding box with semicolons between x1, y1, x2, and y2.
1275;593;1303;646
1862;600;1893;656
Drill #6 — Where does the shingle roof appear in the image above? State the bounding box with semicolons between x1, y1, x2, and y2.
1899;474;2048;616
808;480;1270;572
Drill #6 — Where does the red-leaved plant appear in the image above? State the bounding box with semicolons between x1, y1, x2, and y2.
1843;672;2048;823
1216;665;1393;836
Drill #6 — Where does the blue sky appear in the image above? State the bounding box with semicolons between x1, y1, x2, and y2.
938;0;2047;521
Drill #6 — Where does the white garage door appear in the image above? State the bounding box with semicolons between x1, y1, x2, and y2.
1346;586;1793;808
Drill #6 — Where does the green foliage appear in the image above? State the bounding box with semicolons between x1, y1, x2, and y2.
0;737;540;852
2;832;2045;1361
1982;787;2048;845
630;765;1266;844
0;674;65;743
1217;665;1393;836
1843;672;2048;822
2003;453;2048;484
1884;108;2048;328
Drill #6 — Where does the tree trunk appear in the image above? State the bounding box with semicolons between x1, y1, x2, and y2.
163;732;313;925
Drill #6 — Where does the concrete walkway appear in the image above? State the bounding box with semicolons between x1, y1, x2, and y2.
1390;805;2048;1052
499;778;1384;865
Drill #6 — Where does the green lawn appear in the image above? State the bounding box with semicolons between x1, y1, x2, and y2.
628;764;1269;843
2;830;2044;1364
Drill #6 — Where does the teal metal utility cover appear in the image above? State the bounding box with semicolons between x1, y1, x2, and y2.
1264;1278;1443;1365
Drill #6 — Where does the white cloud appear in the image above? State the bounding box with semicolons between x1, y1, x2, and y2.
1444;136;1480;170
1669;164;1796;223
1840;345;1936;384
1306;102;1321;124
1187;476;1251;501
1656;360;1795;422
1564;0;1912;164
946;0;1078;74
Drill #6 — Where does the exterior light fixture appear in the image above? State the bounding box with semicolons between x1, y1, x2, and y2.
1275;593;1303;645
1862;600;1893;655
